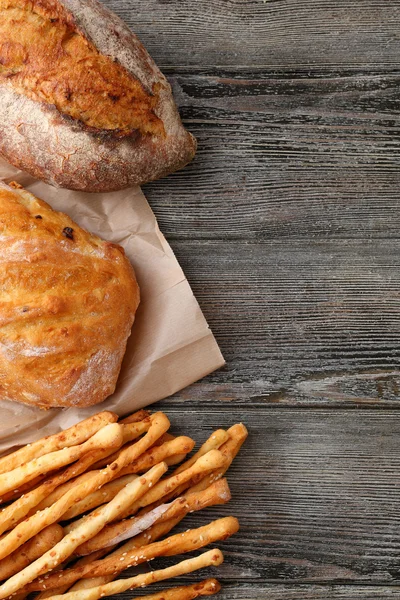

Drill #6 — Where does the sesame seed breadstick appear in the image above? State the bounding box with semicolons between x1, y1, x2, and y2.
186;424;248;496
0;463;168;599
131;579;221;600
0;446;114;536
64;449;225;537
61;474;139;520
29;550;224;600
74;578;221;599
117;437;195;477
0;524;63;580
174;430;230;475
76;478;231;555
156;423;248;507
0;412;118;476
0;423;123;498
36;549;113;598
120;410;151;424
116;449;227;521
0;413;169;562
26;517;237;592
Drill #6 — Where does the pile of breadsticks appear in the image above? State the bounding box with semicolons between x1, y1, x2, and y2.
0;409;247;600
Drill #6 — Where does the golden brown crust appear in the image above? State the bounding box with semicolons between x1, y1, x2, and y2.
0;181;140;408
0;0;164;136
0;0;196;192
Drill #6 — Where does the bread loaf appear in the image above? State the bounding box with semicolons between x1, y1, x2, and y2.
0;181;140;408
0;0;196;192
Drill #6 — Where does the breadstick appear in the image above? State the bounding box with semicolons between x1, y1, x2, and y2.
81;426;245;558
92;412;170;474
34;472;99;513
81;481;230;565
68;522;179;593
121;420;152;444
187;423;248;495
26;517;237;593
0;445;114;536
76;478;231;555
116;449;226;521
0;423;123;499
36;549;112;599
118;437;195;476
36;418;154;512
135;579;221;600
0;463;168;599
91;430;175;472
110;424;247;551
61;474;139;520
0;473;51;504
159;423;248;507
0;413;169;561
165;452;189;466
28;550;224;600
65;448;225;535
0;412;118;476
75;578;221;599
67;546;129;593
174;430;229;475
0;523;63;580
120;410;150;424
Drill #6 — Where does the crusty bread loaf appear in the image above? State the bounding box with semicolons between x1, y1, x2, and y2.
0;181;140;408
0;0;196;192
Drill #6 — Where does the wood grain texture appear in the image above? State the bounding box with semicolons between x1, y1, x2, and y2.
111;406;400;600
143;70;400;241
103;0;400;69
99;0;400;596
124;585;400;599
158;239;400;407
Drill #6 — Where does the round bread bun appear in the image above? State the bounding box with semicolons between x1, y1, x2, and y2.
0;181;140;408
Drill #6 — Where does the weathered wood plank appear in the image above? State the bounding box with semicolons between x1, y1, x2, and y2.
142;70;400;241
95;3;400;597
109;407;400;595
104;0;400;70
120;584;400;599
154;239;400;407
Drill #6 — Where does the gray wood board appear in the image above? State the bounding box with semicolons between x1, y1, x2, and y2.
104;0;400;69
97;0;400;597
143;70;400;242
156;239;400;407
111;406;400;600
120;584;400;599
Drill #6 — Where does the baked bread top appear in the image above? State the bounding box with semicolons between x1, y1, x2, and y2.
0;0;164;136
0;181;140;408
0;0;196;191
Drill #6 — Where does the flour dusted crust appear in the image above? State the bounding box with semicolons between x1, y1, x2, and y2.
0;181;140;408
0;0;196;192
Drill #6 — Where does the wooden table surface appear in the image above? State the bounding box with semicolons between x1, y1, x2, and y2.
104;1;400;598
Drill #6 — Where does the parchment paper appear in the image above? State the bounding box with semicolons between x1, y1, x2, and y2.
0;159;225;452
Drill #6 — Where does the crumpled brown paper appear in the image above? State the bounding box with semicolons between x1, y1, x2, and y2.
0;159;224;452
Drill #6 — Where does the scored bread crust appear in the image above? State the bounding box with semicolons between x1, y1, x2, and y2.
0;181;140;408
0;0;196;192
